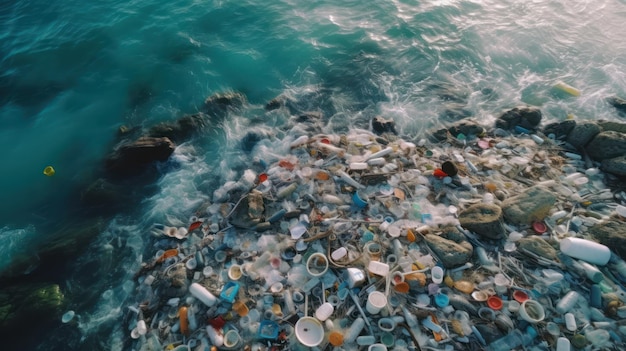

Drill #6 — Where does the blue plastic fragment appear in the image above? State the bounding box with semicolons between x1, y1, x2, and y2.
220;281;240;303
514;125;531;134
258;319;280;339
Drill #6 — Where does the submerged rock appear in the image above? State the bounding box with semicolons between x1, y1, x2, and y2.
567;122;601;149
425;227;473;268
203;91;247;114
105;136;175;177
586;131;626;161
607;96;626;114
148;113;208;143
0;283;65;332
495;106;542;131
518;236;557;260
458;203;504;240
502;186;556;225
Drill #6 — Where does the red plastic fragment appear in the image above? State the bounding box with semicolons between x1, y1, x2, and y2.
188;221;203;232
433;168;448;178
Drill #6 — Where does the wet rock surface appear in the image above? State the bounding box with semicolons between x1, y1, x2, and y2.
588;219;626;259
517;236;557;260
495;106;542;131
424;230;473;268
105;136;176;177
566;122;601;149
586;130;626;160
458;203;504;239
502;186;556;225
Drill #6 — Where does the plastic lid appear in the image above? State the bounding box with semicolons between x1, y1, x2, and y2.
513;290;529;303
487;296;503;310
329;331;344;346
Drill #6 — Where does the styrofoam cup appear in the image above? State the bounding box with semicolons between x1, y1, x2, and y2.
366;291;387;314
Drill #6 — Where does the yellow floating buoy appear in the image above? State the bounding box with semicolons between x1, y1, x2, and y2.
43;166;55;176
554;81;581;97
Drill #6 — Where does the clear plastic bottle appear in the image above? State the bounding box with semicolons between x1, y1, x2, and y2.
488;326;537;351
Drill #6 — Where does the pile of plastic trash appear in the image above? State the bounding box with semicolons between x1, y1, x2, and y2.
125;126;626;351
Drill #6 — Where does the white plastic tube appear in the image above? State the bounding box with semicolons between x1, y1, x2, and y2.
560;237;611;266
189;283;218;307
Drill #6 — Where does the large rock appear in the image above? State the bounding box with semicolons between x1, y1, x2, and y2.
518;236;557;260
586;131;626;161
372;116;397;135
588;220;626;259
566;122;601;149
607;96;626;114
458;203;504;240
204;91;247;114
598;121;626;134
601;156;626;177
502;186;556;225
425;227;473;268
148;113;208;143
432;120;486;141
495;106;542;131
105;136;175;177
0;283;65;332
543;120;576;140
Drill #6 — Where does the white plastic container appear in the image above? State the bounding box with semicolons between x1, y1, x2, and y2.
314;302;334;321
560;237;611;266
556;337;571;351
368;261;390;277
366;291;387;314
431;266;444;284
189;283;218;307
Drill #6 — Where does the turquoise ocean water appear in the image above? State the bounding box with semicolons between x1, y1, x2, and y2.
1;0;626;349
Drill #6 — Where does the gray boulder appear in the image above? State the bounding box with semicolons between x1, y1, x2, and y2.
601;156;626;177
566;122;601;149
495;106;542;131
518;236;557;260
502;186;556;225
458;203;504;239
588;220;626;259
425;226;473;268
586;131;626;161
543;120;576;140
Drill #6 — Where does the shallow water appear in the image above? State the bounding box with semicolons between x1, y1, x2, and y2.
1;0;626;349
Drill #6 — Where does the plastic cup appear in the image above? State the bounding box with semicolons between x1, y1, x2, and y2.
232;301;249;317
519;300;545;323
366;291;387;314
431;266;444;284
295;317;324;347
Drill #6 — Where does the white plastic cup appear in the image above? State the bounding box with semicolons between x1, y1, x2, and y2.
295;317;324;347
366;291;388;314
494;273;510;295
560;237;611;266
519;300;545;323
431;266;444;284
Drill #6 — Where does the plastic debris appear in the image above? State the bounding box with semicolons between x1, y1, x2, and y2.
125;125;626;351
